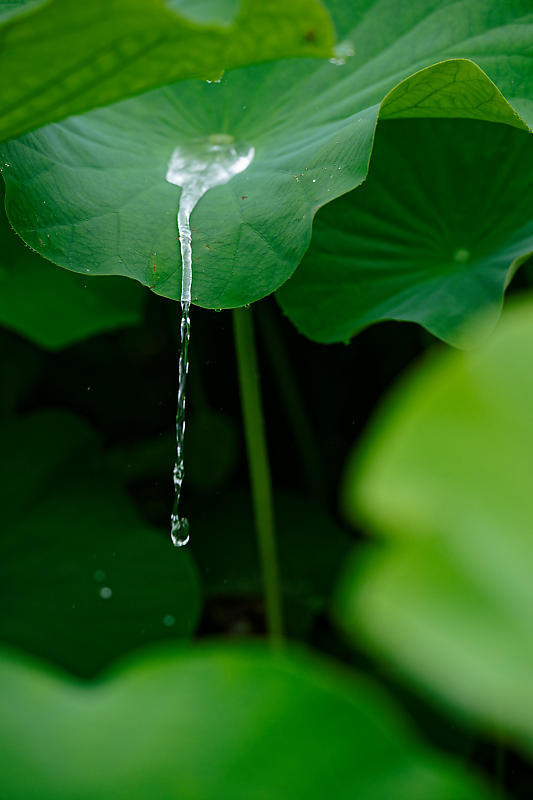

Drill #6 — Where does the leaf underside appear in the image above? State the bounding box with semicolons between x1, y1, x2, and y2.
277;116;533;347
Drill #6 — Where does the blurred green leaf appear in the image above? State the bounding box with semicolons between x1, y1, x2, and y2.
0;0;334;142
0;188;145;348
0;642;495;799
338;296;533;752
193;490;352;636
0;410;201;677
0;330;43;413
107;411;237;491
186;410;239;492
277;118;533;346
2;2;531;309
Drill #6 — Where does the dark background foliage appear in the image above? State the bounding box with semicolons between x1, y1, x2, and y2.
2;255;533;794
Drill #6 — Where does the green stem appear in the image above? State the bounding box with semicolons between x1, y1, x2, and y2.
233;307;284;646
256;302;324;502
495;736;506;792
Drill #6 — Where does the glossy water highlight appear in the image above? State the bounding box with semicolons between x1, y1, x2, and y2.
166;134;254;546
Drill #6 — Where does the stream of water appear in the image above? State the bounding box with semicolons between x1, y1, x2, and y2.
165;135;254;546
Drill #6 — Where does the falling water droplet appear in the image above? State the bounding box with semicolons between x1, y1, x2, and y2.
163;614;176;627
99;586;112;599
165;134;255;546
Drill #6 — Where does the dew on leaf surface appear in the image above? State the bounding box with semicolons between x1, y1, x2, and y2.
453;248;471;263
329;41;355;66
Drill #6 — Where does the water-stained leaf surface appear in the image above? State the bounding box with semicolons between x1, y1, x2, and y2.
2;0;531;312
0;642;495;799
0;0;335;142
278;117;533;347
0;186;145;348
338;297;533;753
0;411;201;677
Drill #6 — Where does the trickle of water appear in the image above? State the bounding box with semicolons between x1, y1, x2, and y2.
166;134;255;547
170;300;191;547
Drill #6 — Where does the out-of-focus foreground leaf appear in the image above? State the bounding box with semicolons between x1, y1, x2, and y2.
0;410;201;677
338;296;533;754
0;0;334;142
0;642;495;799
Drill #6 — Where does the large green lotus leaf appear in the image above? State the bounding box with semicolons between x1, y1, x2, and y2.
2;0;532;310
0;185;145;348
0;410;201;677
277;117;533;347
0;642;495;800
0;0;335;143
337;297;533;752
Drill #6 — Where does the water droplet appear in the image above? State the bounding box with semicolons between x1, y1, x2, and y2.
312;178;316;183
453;248;470;263
329;41;355;66
171;515;190;547
163;614;176;627
99;586;112;599
165;135;255;547
93;569;105;582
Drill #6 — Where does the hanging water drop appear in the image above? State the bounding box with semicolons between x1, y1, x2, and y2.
165;134;255;546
